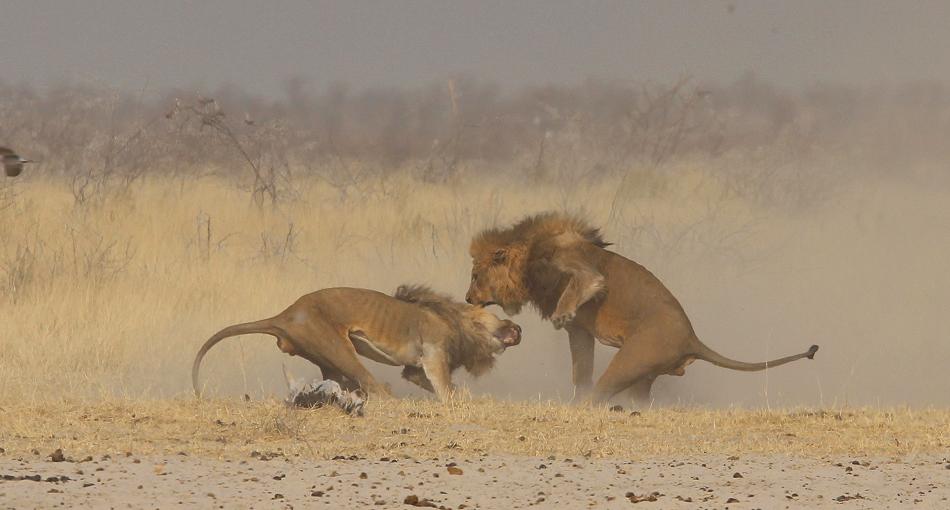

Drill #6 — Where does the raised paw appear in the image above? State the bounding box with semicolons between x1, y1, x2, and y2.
551;310;576;330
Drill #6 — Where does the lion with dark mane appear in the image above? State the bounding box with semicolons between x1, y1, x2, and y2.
193;285;521;401
466;212;817;403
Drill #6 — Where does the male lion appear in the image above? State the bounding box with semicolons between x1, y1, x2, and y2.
465;212;818;404
193;285;522;401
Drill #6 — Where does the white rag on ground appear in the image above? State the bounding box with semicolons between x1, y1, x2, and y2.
284;378;366;416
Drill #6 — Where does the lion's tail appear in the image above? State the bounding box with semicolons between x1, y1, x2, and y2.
192;319;285;397
692;340;818;372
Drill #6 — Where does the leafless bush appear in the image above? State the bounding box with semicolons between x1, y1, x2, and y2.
4;75;950;200
190;212;238;262
65;227;136;285
1;244;37;303
167;97;296;207
256;222;299;264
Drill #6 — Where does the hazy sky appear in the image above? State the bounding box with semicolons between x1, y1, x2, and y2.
2;1;949;96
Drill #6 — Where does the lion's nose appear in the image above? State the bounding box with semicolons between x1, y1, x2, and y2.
465;293;474;305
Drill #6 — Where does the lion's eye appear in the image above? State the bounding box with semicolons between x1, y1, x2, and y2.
471;273;477;282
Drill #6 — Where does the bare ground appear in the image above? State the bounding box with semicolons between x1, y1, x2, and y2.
1;399;948;509
2;452;948;509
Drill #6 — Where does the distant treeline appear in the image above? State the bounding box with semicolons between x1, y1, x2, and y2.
2;75;948;180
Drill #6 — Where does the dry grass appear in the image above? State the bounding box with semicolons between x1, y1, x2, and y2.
0;166;788;403
1;398;947;461
1;156;949;417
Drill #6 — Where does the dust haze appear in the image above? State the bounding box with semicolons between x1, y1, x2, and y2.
1;2;948;408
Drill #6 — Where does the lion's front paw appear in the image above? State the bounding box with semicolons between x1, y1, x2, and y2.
551;310;576;329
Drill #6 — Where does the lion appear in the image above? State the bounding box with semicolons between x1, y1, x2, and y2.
1;147;31;177
465;212;818;404
192;284;522;401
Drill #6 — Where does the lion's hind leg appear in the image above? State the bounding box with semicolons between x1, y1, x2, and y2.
625;377;655;408
288;321;393;398
401;366;436;393
590;331;671;403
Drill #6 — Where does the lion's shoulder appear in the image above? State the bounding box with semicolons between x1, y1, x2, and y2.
474;212;610;253
520;212;610;248
393;284;463;321
393;284;454;305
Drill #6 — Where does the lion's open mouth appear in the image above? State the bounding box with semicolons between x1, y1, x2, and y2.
494;323;521;347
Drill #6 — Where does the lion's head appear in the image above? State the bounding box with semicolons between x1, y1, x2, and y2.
395;284;521;375
465;239;530;316
466;212;609;316
460;306;522;352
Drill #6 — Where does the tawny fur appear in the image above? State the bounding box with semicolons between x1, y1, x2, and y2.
467;212;818;404
193;285;521;401
393;285;504;376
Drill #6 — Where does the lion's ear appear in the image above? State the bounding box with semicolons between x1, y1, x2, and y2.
492;248;507;264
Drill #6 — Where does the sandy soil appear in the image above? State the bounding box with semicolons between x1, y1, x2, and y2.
2;452;947;509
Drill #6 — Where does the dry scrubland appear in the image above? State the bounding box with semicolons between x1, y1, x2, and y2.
2;165;949;469
1;166;949;408
2;81;950;484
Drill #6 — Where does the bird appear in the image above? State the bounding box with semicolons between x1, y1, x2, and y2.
1;147;31;177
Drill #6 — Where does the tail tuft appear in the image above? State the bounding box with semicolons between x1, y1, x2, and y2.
806;344;819;359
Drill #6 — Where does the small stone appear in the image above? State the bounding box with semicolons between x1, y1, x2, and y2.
447;466;463;475
403;494;438;507
626;491;660;503
609;405;624;412
273;493;284;499
726;497;740;503
732;472;743;478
